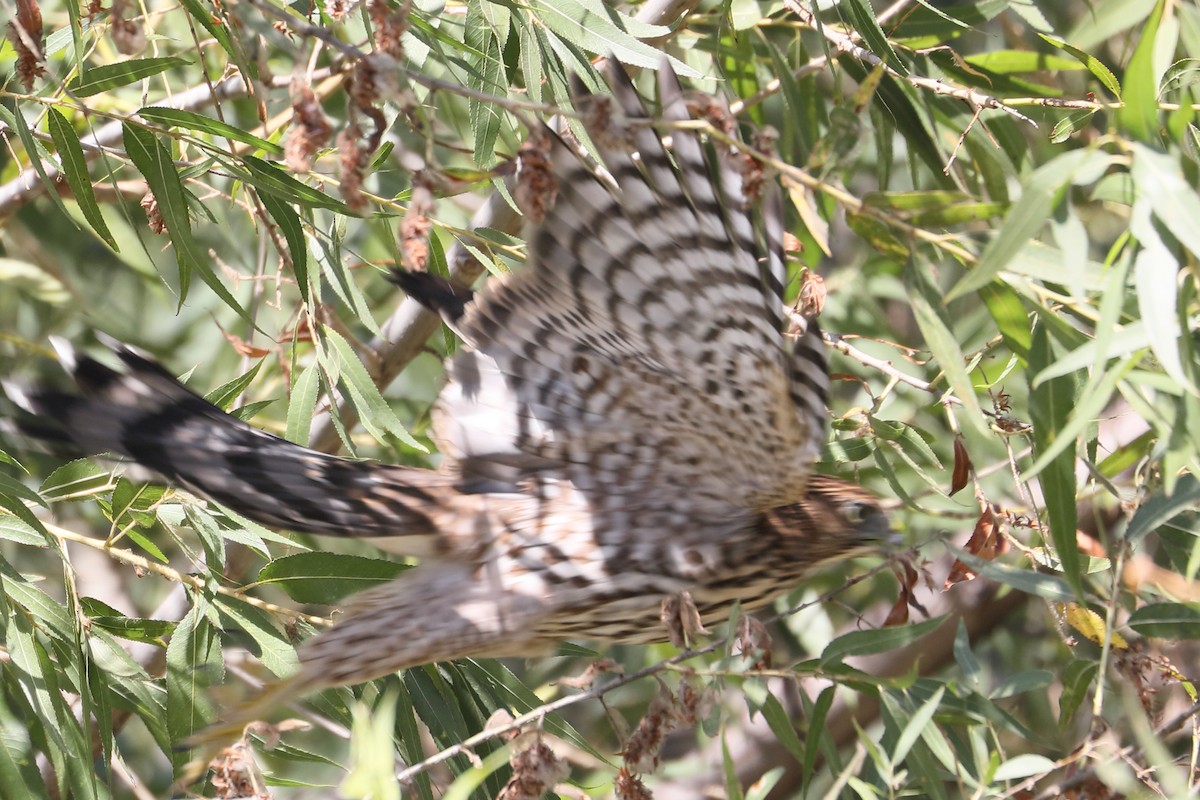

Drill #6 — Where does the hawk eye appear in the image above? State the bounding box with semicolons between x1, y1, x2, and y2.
843;500;878;524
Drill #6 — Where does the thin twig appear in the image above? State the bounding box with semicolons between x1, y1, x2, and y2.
730;0;915;116
821;327;953;400
783;0;1037;128
49;519;331;627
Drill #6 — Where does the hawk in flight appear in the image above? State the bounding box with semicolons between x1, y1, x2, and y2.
15;62;886;716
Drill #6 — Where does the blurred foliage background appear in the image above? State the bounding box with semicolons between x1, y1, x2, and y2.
2;0;1200;797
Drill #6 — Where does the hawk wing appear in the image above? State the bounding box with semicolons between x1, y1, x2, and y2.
433;63;829;517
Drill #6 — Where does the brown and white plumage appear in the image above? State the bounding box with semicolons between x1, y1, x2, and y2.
14;63;885;705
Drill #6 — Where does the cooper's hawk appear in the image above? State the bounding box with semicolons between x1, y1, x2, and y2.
15;63;886;714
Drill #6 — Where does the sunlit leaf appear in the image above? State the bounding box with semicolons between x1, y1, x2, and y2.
257;552;412;605
1038;35;1120;97
1116;0;1166;141
1128;603;1200;639
68;57;190;96
1028;325;1082;597
46;108;117;248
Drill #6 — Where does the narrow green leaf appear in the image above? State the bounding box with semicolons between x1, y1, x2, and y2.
978;283;1031;362
177;0;236;57
1024;354;1135;477
530;0;697;76
892;685;944;765
118;536;166;573
890;0;1002;47
138;107;283;155
863;190;1005;226
910;725;955;799
241;155;352;212
518;22;545;104
183;503;225;571
842;0;906;75
257;552;412;605
1129;201;1192;392
389;680;436;800
6;579;76;642
40;458;110;501
1098;430;1153;478
1125;474;1200;545
68;57;190;96
745;769;784;800
1050;109;1099;143
0;475;52;543
463;659;606;764
84;615;176;647
285;361;321;446
1132;144;1200;256
0;258;69;304
1058;659;1097;727
211;505;298;552
166;600;222;771
873;447;919;506
466;8;504;166
953;554;1076;602
1044;248;1128;388
825;435;874;462
966;50;1083;75
800;686;835;795
1128;602;1200;639
0;517;46;546
45;108;117;248
110;479;165;530
342;695;403;800
846;211;910;260
214;595;299;677
122;123;252;324
881;420;942;468
1038;35;1120;97
905;266;988;436
1116;0;1165;142
714;731;741;800
258;191;309;303
438;747;509;800
0;686;45;798
4;612;66;764
991;670;1054;698
759;692;805;764
821;615;947;666
404;666;473;747
203;360;264;410
316;233;383;338
1028;325;1082;597
229;400;272;425
2;104;72;222
321;326;424;451
946;149;1108;301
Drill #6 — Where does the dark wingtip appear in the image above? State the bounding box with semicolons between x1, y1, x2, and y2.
567;70;592;106
388;269;475;323
70;355;125;394
2;386;82;449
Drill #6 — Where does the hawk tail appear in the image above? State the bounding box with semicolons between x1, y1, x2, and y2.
9;341;449;546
